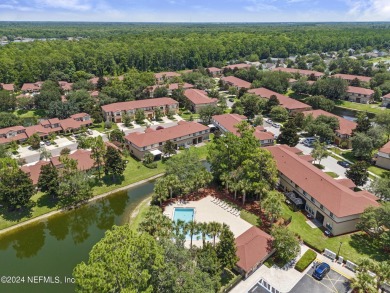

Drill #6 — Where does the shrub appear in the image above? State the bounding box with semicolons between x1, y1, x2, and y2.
104;121;112;129
143;162;157;169
294;249;317;272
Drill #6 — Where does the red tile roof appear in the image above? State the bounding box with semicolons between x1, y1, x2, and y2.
303;109;356;136
0;126;27;144
184;89;218;105
383;93;390;99
70;113;89;120
336;178;356;189
25;124;51;137
212;113;247;136
154;72;181;79
101;98;178;113
266;145;379;217
125;121;209;148
21;161;50;185
220;76;251;89
248;87;311;111
223;63;251;70
51;149;95;171
207;67;222;72
271;67;324;78
60;118;83;131
21;83;41;92
149;83;194;92
235;227;273;273
254;128;275;142
59;81;73;91
379;141;390;154
333;74;371;83
0;83;14;91
347;86;374;96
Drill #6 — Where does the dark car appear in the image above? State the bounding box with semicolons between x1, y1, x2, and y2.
337;161;350;168
312;262;331;280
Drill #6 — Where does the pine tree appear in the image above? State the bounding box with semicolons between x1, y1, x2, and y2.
38;164;59;198
104;146;126;180
216;224;238;269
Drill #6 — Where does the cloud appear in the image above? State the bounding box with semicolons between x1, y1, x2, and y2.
244;0;278;12
34;0;93;11
346;0;390;20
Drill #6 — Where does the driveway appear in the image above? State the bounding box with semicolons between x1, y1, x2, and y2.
290;268;350;293
263;119;281;137
295;142;347;178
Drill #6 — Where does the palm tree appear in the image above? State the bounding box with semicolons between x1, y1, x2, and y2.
164;174;180;199
220;172;231;193
186;221;200;249
262;191;284;224
239;179;251;205
199;222;210;247
350;272;376;293
39;147;52;161
372;261;390;291
172;219;186;245
208;221;222;247
154;178;169;206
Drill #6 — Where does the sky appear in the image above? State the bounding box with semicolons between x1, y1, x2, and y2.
0;0;390;22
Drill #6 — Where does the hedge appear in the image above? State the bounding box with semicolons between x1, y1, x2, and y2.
294;249;317;272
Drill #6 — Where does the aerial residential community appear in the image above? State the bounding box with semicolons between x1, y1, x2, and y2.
1;3;390;293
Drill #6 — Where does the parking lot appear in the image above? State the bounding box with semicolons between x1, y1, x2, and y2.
290;268;350;293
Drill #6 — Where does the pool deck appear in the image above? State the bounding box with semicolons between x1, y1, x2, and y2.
164;195;252;246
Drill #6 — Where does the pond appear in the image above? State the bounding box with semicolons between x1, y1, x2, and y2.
0;181;155;293
332;106;376;120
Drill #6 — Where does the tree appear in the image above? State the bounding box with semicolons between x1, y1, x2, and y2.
154;107;163;121
262;191;284;224
37;164;59;198
253;115;263;127
153;86;168;98
271;226;300;263
356;205;388;237
370;175;390;201
121;112;132;127
186;220;200;249
91;108;104;123
27;133;41;150
196;243;221;291
162;140;176;158
143;152;154;164
0;90;16;111
208;221;222;247
90;136;106;179
311;140;328;165
39;147;52;161
163;174;180;199
198;105;222;124
373;87;382;102
346;161;369;186
375;111;390;140
73;226;164;293
153;178;169;206
138;206;172;239
104;146;126;180
241;93;262;119
60;147;71;156
109;129;125;143
0;112;21;128
306;95;335;112
58;171;93;207
350;272;377;293
367;126;386;149
355;112;371;134
311;77;348;100
265;95;280;113
135;109;145;124
351;133;374;161
216;224;239;269
277;120;299;146
96;76;106;91
269;106;288;122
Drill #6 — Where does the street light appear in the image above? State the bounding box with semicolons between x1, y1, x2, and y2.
337;242;343;257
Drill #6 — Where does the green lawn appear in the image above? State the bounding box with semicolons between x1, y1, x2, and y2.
91;122;119;133
240;210;261;227
325;171;339;178
281;203;388;264
335;101;386;115
13;109;46;119
180;112;200;121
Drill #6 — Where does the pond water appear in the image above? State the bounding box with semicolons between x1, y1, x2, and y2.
332;106;376;120
0;181;155;293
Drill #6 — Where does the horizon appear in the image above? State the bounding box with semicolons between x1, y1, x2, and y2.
1;0;390;22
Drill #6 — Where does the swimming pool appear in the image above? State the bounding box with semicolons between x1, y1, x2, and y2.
173;208;195;223
172;207;212;241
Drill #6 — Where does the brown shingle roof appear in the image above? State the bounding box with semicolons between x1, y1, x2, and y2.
207;67;222;72
21;161;50;185
336;178;356;189
248;87;311;111
221;76;251;89
347;86;374;96
149;83;194;92
333;74;371;83
0;83;14;91
303;109;356;136
223;63;251;70
212;113;247;136
101;98;178;113
266;145;379;217
379;141;390;154
51;149;95;171
184;89;218;105
235;227;273;273
154;72;180;79
125;121;209;148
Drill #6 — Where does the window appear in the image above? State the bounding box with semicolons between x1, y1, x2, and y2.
294;184;298;188
159;142;163;146
326;223;332;230
330;212;334;218
320;204;323;210
310;196;315;203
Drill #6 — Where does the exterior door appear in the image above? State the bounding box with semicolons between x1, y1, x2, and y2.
315;211;325;224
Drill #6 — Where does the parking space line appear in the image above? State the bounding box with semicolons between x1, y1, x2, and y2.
307;274;337;293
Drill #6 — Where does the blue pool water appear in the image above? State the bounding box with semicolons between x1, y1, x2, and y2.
172;208;212;241
173;208;195;223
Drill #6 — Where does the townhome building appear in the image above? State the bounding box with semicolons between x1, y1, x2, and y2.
271;67;324;80
183;89;218;113
382;93;390;107
21;82;43;94
154;72;181;84
0;126;28;144
0;83;15;91
207;67;222;77
223;63;252;71
147;83;194;98
124;121;210;160
248;87;312;113
376;141;390;170
220;76;251;90
101;98;179;122
332;74;371;84
346;86;374;104
302;109;357;148
211;113;275;146
266;145;380;236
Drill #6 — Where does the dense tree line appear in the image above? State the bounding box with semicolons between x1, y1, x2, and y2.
2;23;390;84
